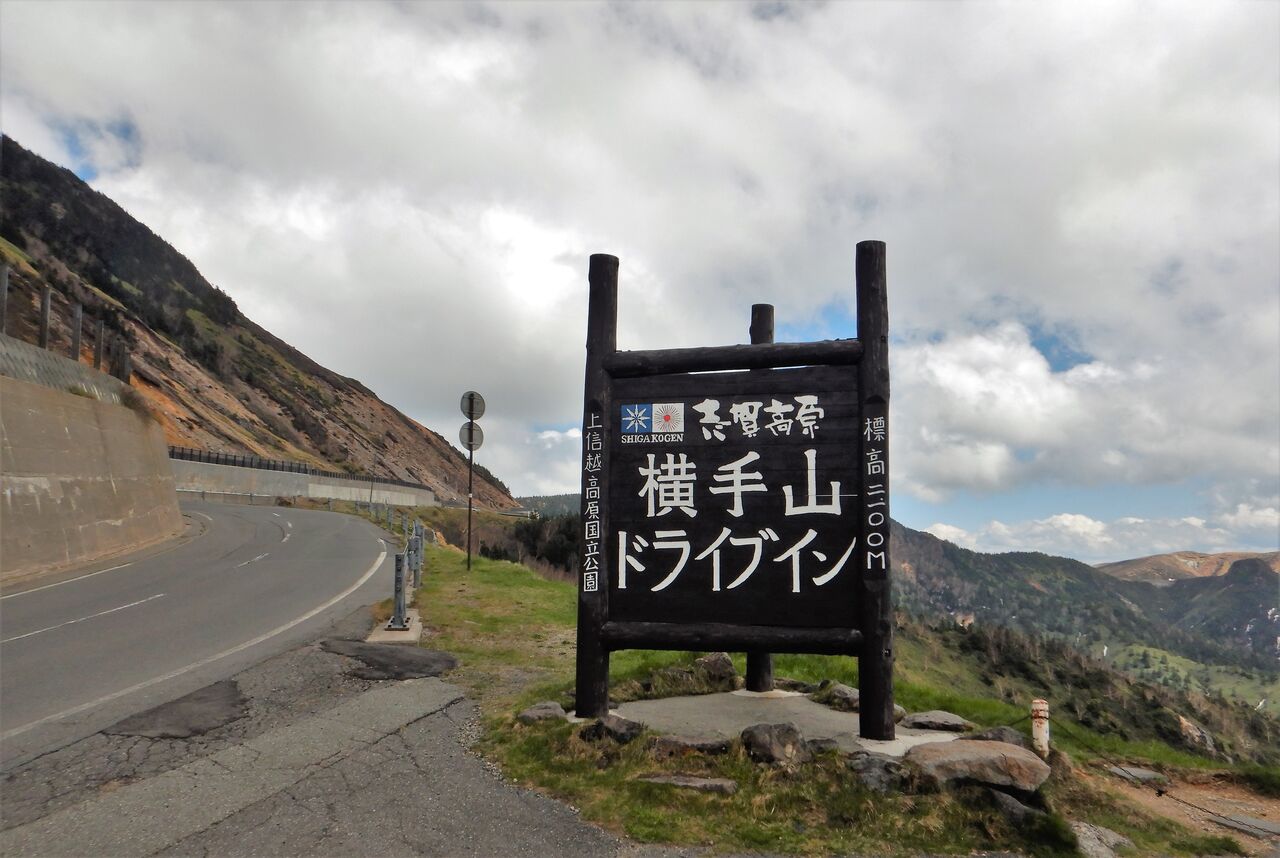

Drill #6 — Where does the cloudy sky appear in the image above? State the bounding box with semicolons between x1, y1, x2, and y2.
3;1;1276;562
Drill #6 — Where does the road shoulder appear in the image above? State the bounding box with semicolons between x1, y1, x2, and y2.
0;608;626;857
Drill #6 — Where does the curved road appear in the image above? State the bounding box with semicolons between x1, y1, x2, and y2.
0;501;395;769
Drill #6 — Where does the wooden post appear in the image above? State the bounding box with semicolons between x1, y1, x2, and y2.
93;320;105;369
38;285;52;348
0;264;8;335
575;253;618;718
856;240;894;740
1031;699;1050;759
745;303;775;693
70;303;83;361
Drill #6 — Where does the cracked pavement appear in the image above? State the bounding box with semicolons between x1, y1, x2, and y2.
0;609;681;857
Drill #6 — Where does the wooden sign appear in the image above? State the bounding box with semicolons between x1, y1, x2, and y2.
576;241;894;739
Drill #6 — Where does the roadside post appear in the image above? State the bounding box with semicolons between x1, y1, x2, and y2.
387;553;410;631
459;391;485;571
573;241;895;739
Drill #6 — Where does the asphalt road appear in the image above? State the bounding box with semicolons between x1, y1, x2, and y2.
0;500;394;769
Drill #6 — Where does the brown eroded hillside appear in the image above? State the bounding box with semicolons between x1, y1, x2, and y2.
1097;551;1280;584
0;135;515;509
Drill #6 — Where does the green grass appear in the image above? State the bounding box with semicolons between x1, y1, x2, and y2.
385;544;1261;855
1113;645;1279;717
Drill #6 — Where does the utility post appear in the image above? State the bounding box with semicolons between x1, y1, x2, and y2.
93;320;105;369
459;391;486;571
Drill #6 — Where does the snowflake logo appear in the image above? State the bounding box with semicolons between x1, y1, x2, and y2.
622;404;651;433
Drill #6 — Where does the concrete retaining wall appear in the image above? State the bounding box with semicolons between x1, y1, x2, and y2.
1;376;183;583
168;460;437;507
0;332;127;405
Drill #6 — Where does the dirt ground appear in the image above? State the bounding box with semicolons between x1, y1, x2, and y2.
1105;773;1279;856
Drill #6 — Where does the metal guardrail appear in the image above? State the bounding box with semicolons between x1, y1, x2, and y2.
167;445;435;494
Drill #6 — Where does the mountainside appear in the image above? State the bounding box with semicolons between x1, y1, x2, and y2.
0;135;515;509
1115;558;1280;659
891;523;1279;670
1097;550;1280;583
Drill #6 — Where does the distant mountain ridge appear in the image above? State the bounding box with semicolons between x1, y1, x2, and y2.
1097;550;1280;583
892;523;1278;669
0;135;515;508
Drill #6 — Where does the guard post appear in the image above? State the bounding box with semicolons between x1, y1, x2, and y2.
387;552;409;631
574;241;894;739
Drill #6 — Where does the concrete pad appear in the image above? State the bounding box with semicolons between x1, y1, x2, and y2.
366;608;422;643
615;692;960;757
731;689;804;700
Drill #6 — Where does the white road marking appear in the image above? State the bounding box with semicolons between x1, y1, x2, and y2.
271;512;282;517
2;594;166;643
0;547;388;741
0;563;134;601
192;512;213;523
281;533;291;543
285;521;292;529
235;553;270;568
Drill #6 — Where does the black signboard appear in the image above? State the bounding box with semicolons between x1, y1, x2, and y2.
576;241;893;739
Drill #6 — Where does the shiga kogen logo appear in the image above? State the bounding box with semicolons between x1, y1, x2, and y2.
621;403;684;434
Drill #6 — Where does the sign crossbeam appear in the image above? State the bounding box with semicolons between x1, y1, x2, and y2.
601;621;862;654
604;340;865;377
575;241;893;740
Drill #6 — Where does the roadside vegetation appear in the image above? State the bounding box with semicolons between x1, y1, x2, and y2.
370;535;1276;856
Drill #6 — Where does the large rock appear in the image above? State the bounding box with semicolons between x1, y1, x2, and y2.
1176;714;1215;754
1069;822;1132;858
905;739;1051;793
637;774;738;795
693;652;737;687
988;788;1046;825
811;682;860;712
900;710;975;732
847;751;907;794
579;714;645;745
741;722;811;766
517;701;567;725
649;734;732;759
969;725;1032;751
774;677;820;694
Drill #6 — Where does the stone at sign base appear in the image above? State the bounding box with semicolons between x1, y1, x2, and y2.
366;609;422;643
905;739;1051;793
637;774;737;795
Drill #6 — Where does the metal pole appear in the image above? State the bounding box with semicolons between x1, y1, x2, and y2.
70;303;83;361
746;303;776;693
38;285;51;348
387;553;409;631
467;445;475;570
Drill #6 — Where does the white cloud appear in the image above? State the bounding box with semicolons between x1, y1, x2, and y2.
0;0;1275;554
932;511;1245;563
